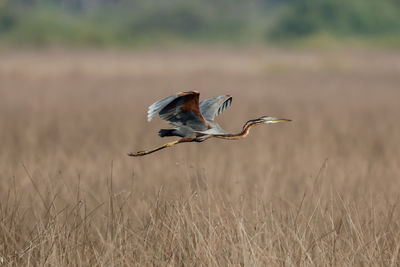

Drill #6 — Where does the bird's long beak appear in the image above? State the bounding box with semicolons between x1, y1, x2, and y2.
265;117;292;124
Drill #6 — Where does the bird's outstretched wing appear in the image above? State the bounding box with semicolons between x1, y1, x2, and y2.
199;95;232;121
147;91;208;131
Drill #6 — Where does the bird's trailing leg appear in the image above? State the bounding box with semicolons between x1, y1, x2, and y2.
128;140;179;157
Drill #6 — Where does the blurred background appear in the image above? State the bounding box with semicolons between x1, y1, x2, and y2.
1;0;400;47
1;0;400;265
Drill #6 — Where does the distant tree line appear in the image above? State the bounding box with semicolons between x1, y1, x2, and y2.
270;0;400;38
1;0;400;46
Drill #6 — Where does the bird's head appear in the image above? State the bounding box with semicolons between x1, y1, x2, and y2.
242;116;292;131
258;116;292;124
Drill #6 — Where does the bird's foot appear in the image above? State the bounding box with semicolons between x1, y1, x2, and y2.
127;151;147;157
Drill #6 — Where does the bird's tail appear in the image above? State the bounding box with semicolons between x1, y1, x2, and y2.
158;129;179;137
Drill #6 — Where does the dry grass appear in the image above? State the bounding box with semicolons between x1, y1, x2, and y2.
1;47;400;266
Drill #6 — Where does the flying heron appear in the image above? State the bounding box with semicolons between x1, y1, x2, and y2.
128;91;291;157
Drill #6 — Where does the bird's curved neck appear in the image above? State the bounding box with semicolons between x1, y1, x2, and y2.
213;119;262;140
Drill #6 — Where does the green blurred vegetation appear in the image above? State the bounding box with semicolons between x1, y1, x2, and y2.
270;0;400;41
1;0;400;47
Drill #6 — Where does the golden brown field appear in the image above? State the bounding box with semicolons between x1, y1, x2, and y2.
1;47;400;266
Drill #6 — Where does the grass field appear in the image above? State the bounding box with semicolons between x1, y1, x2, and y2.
1;47;400;265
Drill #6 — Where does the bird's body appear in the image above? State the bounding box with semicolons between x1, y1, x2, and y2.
128;91;291;157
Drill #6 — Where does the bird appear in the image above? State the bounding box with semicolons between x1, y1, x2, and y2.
128;91;291;157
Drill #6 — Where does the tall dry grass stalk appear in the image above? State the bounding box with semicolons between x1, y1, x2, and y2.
1;48;400;265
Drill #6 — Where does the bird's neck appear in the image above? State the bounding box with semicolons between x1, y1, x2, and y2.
213;120;262;140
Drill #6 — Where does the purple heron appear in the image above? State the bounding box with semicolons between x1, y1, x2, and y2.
128;91;291;157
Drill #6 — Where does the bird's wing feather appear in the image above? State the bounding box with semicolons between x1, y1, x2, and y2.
147;93;180;121
147;91;208;131
199;95;232;121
